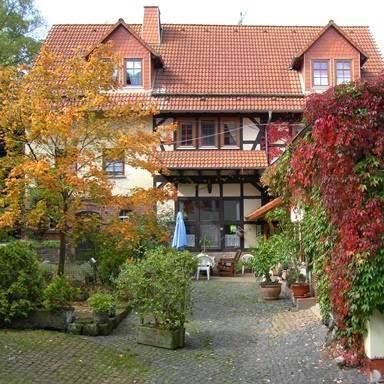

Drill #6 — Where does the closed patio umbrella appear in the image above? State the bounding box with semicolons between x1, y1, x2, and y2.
172;211;187;250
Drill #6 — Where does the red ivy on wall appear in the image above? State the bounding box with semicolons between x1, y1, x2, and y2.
288;77;384;354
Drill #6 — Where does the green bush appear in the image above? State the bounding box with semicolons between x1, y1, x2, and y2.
117;247;197;330
87;293;115;314
43;276;80;311
0;241;44;323
252;232;297;284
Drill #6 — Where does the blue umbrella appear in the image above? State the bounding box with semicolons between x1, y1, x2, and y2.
172;211;187;250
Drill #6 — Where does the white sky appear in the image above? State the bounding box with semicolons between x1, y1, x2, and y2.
35;0;384;53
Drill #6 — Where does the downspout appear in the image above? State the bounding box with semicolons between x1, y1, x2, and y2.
266;110;272;164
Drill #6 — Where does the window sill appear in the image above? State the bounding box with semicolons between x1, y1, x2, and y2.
107;175;126;179
198;146;218;150
221;145;240;150
176;146;196;150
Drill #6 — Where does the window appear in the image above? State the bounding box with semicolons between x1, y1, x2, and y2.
125;59;142;86
312;60;329;87
179;121;195;147
103;149;125;176
200;120;216;147
119;209;131;221
336;60;351;85
223;200;241;221
222;120;239;147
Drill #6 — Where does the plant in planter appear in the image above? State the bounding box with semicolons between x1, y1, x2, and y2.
252;232;297;300
117;246;197;349
87;293;115;323
252;237;282;300
287;266;310;298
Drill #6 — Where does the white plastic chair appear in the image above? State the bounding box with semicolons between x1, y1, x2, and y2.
240;253;254;275
196;254;215;280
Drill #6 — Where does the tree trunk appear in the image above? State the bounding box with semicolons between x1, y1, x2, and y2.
58;231;66;275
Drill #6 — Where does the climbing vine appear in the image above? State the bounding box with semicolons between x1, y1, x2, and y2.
290;78;384;360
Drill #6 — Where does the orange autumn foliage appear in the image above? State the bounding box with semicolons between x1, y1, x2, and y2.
0;45;175;274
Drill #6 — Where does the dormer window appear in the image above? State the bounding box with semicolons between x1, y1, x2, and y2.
125;59;143;86
312;60;329;88
336;60;351;84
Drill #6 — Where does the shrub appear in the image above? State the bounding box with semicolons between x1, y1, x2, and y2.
87;293;115;314
0;241;44;323
252;232;297;284
117;247;197;330
43;276;80;311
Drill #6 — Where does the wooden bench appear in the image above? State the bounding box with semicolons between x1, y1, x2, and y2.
217;250;242;277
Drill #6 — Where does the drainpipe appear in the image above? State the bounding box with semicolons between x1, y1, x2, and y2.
266;111;272;164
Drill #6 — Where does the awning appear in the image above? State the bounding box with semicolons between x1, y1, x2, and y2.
246;197;283;221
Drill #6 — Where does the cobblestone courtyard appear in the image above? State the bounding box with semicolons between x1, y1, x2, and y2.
0;277;367;383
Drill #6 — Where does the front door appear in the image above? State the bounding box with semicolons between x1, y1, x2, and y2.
178;198;242;251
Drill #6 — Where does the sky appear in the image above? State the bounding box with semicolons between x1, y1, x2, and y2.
35;0;384;53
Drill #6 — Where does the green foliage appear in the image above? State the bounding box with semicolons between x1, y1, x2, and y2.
43;276;79;311
344;248;384;341
0;240;43;323
87;293;115;314
117;247;197;330
301;196;334;322
252;232;297;283
0;0;43;66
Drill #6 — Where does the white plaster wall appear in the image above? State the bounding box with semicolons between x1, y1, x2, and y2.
243;199;261;221
157;118;175;151
157;199;175;219
198;184;220;197
364;310;384;358
243;183;261;196
243;117;260;149
178;184;196;197
244;224;262;248
110;166;153;195
223;184;240;197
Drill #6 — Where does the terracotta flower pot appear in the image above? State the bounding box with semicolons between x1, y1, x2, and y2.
291;283;310;298
260;283;281;300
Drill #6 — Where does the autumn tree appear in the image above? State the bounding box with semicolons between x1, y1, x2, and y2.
0;45;174;275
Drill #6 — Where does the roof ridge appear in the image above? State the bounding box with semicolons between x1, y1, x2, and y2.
50;23;370;28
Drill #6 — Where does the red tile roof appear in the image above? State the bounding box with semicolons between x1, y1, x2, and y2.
156;150;268;170
44;22;384;112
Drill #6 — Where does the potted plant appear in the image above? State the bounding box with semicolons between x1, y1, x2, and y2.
117;246;197;349
251;237;282;300
87;293;115;323
287;266;310;298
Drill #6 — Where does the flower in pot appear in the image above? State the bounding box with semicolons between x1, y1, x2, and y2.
87;293;115;323
251;237;282;300
116;246;197;349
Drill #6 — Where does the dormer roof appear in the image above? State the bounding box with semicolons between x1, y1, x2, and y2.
291;20;369;70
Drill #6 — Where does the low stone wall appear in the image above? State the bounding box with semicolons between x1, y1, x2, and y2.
3;308;130;336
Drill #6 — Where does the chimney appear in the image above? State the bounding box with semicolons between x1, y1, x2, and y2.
142;6;161;45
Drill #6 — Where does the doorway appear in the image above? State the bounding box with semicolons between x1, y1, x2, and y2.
178;198;242;251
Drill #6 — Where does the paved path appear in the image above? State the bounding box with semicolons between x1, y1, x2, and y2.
0;276;367;383
91;276;367;384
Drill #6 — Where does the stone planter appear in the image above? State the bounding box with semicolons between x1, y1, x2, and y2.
260;283;281;300
291;283;310;298
137;325;185;349
93;312;109;323
10;309;74;331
